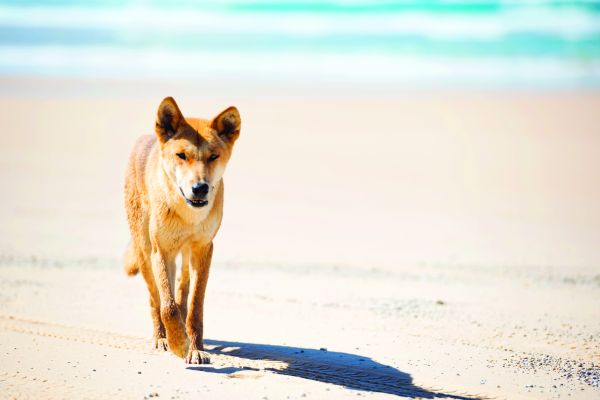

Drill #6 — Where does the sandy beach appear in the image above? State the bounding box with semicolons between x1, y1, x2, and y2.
0;76;599;399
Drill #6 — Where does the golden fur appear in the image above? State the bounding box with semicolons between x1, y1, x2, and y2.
124;97;240;363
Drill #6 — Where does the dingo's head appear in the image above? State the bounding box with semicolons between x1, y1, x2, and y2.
154;97;241;209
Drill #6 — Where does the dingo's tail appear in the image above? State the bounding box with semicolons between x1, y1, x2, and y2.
124;242;140;276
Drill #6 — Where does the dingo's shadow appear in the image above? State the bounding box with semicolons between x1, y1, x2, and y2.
187;340;484;399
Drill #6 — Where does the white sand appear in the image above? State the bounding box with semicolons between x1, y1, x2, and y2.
0;77;599;399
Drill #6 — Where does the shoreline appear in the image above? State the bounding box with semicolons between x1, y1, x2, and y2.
2;74;600;102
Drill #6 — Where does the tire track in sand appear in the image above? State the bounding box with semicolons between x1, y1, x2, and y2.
0;314;483;399
0;314;285;371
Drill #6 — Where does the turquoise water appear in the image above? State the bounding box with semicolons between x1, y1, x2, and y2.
0;0;599;87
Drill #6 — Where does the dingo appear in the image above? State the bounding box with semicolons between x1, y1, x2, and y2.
124;97;241;364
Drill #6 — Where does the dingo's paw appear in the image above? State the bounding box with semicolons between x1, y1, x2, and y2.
185;349;211;364
153;337;169;352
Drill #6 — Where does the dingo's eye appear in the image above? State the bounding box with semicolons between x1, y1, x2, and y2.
176;152;187;160
208;154;219;162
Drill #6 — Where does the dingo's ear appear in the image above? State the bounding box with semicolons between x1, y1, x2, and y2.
211;106;241;143
155;97;184;143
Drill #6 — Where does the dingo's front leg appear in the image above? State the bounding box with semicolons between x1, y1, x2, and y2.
151;247;189;358
185;242;213;364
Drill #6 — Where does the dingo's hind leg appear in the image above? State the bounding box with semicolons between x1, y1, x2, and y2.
139;259;168;351
176;246;191;323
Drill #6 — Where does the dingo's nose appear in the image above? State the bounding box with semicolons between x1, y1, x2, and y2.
191;182;209;197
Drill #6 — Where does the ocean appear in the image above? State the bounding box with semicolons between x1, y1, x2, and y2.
0;0;599;87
